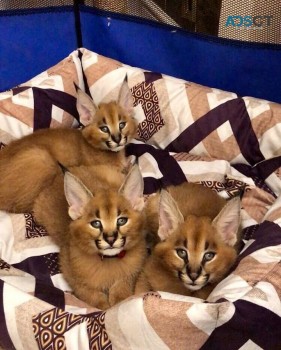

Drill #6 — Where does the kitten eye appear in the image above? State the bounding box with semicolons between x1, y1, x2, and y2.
176;249;187;260
119;122;126;130
117;217;128;226
204;252;216;262
100;126;109;133
90;220;102;229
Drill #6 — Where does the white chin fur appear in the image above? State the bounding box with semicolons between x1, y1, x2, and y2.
110;145;124;152
101;248;122;256
185;284;203;291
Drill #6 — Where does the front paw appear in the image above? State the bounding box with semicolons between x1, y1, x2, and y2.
122;155;136;174
76;290;110;310
109;286;133;307
96;298;111;310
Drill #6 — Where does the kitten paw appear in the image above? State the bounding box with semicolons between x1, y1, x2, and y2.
96;299;111;310
76;290;110;310
143;291;161;301
109;286;133;306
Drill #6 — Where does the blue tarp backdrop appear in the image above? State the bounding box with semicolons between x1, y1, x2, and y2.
0;4;281;103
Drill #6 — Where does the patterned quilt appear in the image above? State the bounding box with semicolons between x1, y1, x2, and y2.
0;49;280;350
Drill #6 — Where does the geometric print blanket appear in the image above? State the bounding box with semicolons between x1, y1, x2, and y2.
0;48;281;350
0;144;280;350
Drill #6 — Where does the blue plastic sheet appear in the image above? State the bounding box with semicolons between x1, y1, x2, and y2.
0;5;281;103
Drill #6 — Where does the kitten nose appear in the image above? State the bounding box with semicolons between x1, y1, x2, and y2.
103;231;118;246
189;272;199;281
187;267;202;281
112;133;121;144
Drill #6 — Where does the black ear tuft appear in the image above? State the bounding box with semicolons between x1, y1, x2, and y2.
57;162;69;174
73;82;80;92
239;183;247;199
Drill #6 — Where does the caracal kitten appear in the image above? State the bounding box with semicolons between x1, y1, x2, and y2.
0;77;137;213
136;182;241;299
33;164;147;310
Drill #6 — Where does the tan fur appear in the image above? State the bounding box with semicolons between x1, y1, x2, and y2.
33;165;147;310
136;182;241;299
0;78;137;213
33;165;124;243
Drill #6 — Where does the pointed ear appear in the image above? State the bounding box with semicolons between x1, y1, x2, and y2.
76;87;98;126
118;75;134;116
119;164;144;211
158;189;184;241
64;171;93;220
212;197;241;247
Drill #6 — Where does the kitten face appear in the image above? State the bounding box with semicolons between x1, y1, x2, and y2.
69;191;144;257
155;215;237;291
82;102;137;151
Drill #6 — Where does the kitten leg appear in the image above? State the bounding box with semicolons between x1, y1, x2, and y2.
0;147;58;213
33;173;71;246
60;250;110;309
122;155;136;175
74;288;110;310
134;272;151;294
108;279;134;306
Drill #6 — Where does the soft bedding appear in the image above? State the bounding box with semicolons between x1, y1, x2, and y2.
0;49;280;350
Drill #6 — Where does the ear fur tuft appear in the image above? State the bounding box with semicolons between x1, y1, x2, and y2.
73;82;79;92
118;75;134;116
